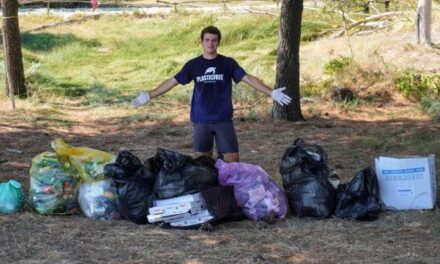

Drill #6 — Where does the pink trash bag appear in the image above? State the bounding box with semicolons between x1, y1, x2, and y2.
215;159;287;221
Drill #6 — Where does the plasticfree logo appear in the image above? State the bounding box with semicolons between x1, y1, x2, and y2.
205;67;216;75
197;67;223;83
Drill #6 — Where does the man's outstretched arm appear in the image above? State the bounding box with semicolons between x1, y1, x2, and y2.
132;77;179;107
241;74;272;96
241;74;292;106
149;77;179;98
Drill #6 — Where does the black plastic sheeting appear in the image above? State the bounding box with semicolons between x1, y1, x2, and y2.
201;185;246;222
335;166;382;220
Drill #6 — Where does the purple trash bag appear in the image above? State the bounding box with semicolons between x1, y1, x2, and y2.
215;159;287;221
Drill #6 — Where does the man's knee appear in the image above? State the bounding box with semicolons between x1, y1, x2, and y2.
200;151;213;158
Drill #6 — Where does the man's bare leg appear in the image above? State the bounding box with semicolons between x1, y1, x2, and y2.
198;152;239;162
224;152;239;162
200;151;213;159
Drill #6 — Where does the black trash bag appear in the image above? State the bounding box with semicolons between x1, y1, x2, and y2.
200;185;246;222
136;156;161;180
335;166;382;220
113;174;156;224
194;154;216;168
104;162;127;179
292;138;328;164
115;150;143;176
104;152;158;225
104;150;145;180
154;148;218;199
280;138;337;219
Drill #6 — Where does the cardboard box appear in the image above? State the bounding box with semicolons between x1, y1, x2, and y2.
375;155;436;210
148;212;191;223
154;193;202;207
169;210;213;227
147;203;207;223
149;200;204;217
147;192;212;225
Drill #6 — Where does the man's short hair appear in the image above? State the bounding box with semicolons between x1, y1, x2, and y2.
200;26;221;42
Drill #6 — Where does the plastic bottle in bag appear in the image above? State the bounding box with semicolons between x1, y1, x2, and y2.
29;152;79;214
78;179;120;221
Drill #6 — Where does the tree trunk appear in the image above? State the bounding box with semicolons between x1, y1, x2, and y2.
1;0;26;98
272;0;304;121
416;0;432;46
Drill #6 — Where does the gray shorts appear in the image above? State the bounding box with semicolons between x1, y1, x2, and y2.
193;121;239;153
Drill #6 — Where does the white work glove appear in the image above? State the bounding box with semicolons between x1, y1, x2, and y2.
271;87;292;106
132;91;150;107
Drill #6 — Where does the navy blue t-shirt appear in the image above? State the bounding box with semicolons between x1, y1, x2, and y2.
174;54;246;123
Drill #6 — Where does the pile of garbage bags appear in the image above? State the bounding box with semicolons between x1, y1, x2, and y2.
104;148;286;225
280;138;382;220
1;137;384;227
21;139;288;227
28;139;118;219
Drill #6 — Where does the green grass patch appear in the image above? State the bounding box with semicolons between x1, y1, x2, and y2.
21;32;100;52
301;79;333;98
420;97;440;122
324;56;352;75
301;21;332;42
4;11;338;120
396;70;440;101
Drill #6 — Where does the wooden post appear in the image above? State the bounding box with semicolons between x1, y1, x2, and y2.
3;27;8;97
1;0;27;99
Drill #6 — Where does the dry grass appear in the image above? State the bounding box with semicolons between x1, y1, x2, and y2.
300;22;440;80
1;96;440;263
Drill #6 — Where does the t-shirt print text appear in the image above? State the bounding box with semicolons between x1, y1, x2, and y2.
196;67;224;83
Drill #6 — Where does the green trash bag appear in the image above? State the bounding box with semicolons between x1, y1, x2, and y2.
29;151;79;214
0;180;24;213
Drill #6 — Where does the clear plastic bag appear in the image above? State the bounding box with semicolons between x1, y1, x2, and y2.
29;152;79;214
78;179;120;221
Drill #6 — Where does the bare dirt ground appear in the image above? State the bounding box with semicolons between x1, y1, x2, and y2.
1;98;440;264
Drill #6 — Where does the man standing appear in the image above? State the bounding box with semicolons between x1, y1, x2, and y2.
132;26;291;162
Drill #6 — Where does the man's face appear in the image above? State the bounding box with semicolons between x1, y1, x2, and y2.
201;33;219;55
